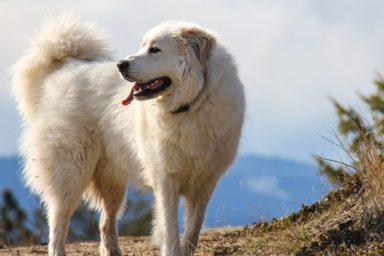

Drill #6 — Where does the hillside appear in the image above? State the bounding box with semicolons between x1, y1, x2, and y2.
2;175;383;255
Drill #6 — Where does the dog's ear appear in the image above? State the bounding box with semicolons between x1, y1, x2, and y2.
181;27;216;63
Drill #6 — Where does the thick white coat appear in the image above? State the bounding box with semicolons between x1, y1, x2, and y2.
12;15;245;256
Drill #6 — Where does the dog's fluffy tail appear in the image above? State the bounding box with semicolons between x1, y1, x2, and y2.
12;14;112;121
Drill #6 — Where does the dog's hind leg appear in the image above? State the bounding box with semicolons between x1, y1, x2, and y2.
43;152;98;256
46;194;82;256
99;189;126;256
24;125;101;256
88;164;128;256
181;182;217;256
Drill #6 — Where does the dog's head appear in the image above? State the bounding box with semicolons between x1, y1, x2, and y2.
118;21;216;111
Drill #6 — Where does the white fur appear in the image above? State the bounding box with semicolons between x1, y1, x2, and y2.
12;15;245;256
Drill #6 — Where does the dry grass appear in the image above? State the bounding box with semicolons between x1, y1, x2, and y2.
358;134;384;211
353;133;384;247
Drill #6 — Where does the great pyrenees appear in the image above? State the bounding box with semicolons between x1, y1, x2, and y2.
12;15;245;256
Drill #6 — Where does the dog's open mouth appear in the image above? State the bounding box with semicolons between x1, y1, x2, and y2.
122;77;172;106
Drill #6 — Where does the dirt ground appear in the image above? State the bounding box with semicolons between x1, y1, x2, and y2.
0;227;244;256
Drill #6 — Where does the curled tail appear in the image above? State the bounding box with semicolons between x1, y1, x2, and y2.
12;14;112;121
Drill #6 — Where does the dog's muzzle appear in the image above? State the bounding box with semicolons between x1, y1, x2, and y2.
117;60;130;78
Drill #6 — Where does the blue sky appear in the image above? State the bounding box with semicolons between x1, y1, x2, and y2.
1;0;384;163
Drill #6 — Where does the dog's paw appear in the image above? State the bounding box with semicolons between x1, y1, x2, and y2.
99;245;122;256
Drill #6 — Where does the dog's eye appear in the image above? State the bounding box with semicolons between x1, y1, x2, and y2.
149;47;161;54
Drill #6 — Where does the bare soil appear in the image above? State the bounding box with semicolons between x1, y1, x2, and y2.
0;227;244;256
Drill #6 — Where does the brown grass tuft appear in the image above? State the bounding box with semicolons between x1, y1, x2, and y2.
358;134;384;210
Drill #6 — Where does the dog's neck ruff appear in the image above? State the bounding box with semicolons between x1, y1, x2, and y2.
169;68;209;115
171;104;190;114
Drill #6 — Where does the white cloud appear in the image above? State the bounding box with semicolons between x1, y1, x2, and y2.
238;1;384;161
244;176;289;200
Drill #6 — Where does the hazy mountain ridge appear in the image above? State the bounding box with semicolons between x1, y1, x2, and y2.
0;156;40;215
207;155;328;226
0;155;328;227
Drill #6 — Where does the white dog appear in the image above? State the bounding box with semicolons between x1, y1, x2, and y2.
12;15;245;256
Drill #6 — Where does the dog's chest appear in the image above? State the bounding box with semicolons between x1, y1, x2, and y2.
138;113;221;176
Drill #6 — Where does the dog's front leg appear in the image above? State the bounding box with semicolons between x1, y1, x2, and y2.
152;179;181;256
181;182;216;256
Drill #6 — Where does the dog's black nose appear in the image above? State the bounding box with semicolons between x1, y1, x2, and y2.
117;60;129;72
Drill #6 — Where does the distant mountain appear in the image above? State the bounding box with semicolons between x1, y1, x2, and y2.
205;155;330;227
0;155;329;229
0;156;40;215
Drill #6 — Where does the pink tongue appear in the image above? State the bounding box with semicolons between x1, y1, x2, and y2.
121;90;134;106
121;83;141;106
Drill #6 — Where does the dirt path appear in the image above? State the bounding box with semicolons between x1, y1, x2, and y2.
0;227;244;256
1;236;157;256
